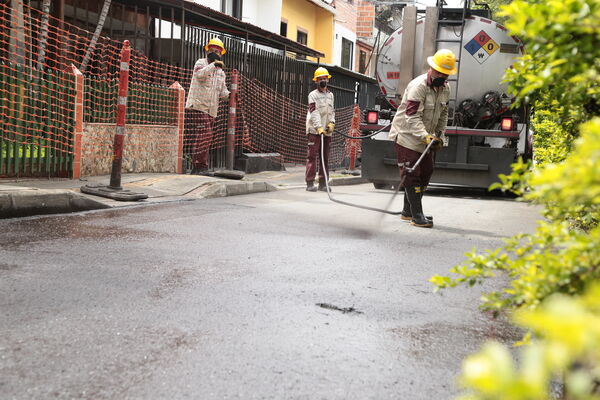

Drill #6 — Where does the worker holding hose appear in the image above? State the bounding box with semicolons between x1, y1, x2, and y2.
305;67;335;192
388;49;457;228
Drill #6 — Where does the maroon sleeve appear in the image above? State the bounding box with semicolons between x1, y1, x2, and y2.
308;103;316;113
406;100;420;116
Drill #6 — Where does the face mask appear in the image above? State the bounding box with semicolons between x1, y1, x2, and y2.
432;77;446;87
319;81;328;88
207;52;221;63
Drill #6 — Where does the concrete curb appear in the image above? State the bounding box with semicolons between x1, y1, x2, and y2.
0;189;110;219
0;174;367;218
329;176;368;186
194;180;278;199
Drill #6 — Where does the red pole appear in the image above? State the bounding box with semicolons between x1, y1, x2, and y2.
109;40;131;189
170;82;186;174
226;69;239;171
71;64;84;179
349;105;361;171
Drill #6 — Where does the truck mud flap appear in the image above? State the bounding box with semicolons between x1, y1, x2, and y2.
361;139;400;186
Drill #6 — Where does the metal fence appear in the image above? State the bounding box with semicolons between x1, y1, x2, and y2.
57;0;378;108
0;63;74;177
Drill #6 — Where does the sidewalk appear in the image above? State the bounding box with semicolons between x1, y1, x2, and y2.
0;166;366;218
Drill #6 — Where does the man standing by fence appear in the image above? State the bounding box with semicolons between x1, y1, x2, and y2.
185;38;230;175
305;67;335;192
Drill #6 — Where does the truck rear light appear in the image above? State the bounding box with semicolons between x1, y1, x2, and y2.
367;111;378;124
501;117;514;131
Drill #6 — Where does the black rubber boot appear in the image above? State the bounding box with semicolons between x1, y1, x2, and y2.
306;182;317;192
400;190;433;222
419;185;433;222
318;183;330;192
400;193;412;221
405;186;433;228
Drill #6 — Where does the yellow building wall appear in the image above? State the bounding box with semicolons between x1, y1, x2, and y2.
315;10;334;63
281;0;333;63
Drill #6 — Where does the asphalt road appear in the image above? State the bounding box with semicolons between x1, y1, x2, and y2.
0;184;538;399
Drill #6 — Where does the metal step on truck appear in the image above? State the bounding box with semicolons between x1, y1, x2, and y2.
361;1;532;189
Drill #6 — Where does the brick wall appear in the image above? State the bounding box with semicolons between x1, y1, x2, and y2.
333;0;376;75
355;40;373;75
356;0;375;39
334;0;357;33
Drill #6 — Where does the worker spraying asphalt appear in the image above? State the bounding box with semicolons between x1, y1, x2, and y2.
307;50;456;228
319;135;435;216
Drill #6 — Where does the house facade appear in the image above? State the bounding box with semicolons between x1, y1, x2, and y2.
191;0;282;34
280;0;335;63
355;1;376;76
194;0;377;72
332;0;376;76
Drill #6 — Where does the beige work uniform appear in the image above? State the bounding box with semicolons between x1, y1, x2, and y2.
388;73;450;153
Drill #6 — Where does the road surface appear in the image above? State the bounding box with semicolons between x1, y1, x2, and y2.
0;184;537;399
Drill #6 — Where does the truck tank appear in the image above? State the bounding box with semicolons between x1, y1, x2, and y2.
361;10;530;189
376;15;524;109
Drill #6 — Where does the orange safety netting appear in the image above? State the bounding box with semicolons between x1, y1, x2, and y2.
236;74;357;166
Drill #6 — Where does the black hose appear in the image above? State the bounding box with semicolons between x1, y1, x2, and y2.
333;124;390;140
320;135;435;215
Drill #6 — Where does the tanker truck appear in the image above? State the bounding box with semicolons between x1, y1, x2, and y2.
360;1;532;189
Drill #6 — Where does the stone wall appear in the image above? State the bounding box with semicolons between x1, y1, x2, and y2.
81;123;179;177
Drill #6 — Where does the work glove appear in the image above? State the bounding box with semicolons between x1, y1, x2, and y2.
213;60;225;69
317;127;326;135
422;134;442;146
431;138;444;152
326;122;335;135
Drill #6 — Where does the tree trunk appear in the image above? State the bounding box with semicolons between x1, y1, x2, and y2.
79;0;113;72
36;0;52;71
9;0;26;65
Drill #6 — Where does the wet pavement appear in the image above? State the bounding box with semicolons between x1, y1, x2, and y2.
0;185;537;399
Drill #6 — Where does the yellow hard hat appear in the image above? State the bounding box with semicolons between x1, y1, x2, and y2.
313;67;331;81
205;37;226;54
427;49;457;75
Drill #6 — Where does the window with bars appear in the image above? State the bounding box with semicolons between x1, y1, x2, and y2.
341;38;353;70
297;30;307;46
280;21;287;37
359;50;367;73
296;30;308;59
221;0;243;19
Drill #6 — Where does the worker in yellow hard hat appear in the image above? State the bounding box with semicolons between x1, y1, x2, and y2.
185;37;229;175
388;49;458;227
305;67;335;192
204;37;226;55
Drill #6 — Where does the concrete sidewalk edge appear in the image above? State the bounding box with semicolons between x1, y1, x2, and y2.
328;176;368;186
0;173;367;219
193;181;278;199
0;189;110;219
